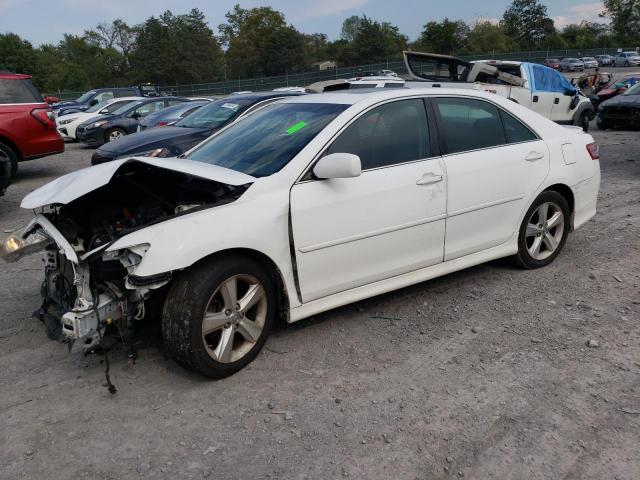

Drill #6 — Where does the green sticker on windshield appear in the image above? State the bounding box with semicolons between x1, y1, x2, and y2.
286;121;307;135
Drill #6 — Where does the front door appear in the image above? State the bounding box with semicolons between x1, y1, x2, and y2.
290;98;447;302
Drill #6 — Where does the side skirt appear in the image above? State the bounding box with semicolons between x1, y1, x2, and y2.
289;239;518;323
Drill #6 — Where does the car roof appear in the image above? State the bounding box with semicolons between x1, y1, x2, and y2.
280;87;504;106
227;91;303;101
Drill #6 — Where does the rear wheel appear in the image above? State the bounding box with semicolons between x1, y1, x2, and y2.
162;255;276;378
105;127;126;143
577;111;591;132
0;142;18;177
514;191;570;269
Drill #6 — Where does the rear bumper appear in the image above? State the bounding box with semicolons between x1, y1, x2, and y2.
21;133;64;161
572;169;600;231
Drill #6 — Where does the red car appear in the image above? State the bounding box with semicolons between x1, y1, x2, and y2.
0;73;64;181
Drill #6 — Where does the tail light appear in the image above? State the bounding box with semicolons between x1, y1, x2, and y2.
586;142;599;160
157;121;168;127
31;108;56;130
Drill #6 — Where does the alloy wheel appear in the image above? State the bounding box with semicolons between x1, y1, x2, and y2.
201;274;268;363
109;130;124;141
525;201;565;261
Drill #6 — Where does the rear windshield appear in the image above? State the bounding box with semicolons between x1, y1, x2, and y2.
0;78;43;104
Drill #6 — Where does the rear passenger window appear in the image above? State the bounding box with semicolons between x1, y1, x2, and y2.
434;98;505;154
0;79;42;103
326;99;429;170
500;110;537;143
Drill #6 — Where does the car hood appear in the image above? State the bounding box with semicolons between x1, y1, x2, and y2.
21;157;255;209
97;126;210;155
601;95;640;107
78;114;114;126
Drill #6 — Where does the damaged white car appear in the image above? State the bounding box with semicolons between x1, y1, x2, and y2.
1;89;600;379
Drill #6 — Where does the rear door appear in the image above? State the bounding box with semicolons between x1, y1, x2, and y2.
432;96;549;260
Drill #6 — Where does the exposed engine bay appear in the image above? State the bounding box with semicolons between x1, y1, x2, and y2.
3;161;249;359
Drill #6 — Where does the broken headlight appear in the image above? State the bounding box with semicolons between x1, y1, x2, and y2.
0;226;52;263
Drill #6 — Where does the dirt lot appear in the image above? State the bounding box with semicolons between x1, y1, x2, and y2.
0;123;639;479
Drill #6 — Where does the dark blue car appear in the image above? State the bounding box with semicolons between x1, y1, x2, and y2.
91;92;302;164
52;87;141;117
137;100;210;131
76;97;189;147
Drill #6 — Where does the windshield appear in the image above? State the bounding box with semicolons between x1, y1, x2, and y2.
85;99;114;113
624;83;640;95
175;97;256;129
76;90;96;103
186;102;348;177
111;101;142;116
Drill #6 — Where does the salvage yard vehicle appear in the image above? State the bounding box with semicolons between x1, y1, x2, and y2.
76;96;188;146
0;148;10;195
0;72;64;181
559;58;584;72
56;96;143;140
1;88;600;379
403;51;595;131
614;51;640;67
91;91;302;164
597;81;640;129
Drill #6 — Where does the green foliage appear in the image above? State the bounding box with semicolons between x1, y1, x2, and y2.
603;0;640;45
2;2;636;94
416;18;469;54
501;0;555;49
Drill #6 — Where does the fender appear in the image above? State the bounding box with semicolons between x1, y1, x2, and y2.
571;101;595;124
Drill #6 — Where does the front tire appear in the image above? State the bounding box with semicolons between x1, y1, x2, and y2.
514;191;570;269
162;255;276;378
105;127;126;143
578;111;591;132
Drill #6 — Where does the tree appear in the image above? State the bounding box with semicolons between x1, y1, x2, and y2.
465;22;518;54
131;9;224;84
561;21;610;49
340;16;362;42
501;0;555;49
0;33;37;74
219;5;307;77
602;0;640;45
416;18;469;54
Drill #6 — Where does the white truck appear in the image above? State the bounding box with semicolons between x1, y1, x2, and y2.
403;51;595;131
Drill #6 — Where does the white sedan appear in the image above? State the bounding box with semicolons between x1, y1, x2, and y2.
55;96;143;140
2;89;600;379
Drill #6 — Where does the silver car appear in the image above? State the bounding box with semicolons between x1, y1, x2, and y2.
581;57;598;69
595;55;614;66
560;58;584;72
614;52;640;67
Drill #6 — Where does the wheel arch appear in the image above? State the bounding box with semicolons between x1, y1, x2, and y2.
543;183;575;229
187;247;291;324
0;134;23;161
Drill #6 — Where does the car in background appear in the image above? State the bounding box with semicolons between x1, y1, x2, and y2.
51;87;142;117
137;100;209;131
76;96;188;147
595;55;614;66
597;81;640;129
43;95;60;104
581;57;599;69
543;58;561;69
91;91;302;164
614;52;640;67
56;96;143;140
594;73;640;104
560;58;584;72
0;73;63;183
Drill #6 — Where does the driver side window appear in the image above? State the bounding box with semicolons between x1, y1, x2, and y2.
326;99;430;170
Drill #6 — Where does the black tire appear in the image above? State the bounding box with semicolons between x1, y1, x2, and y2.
0;141;19;177
596;118;609;130
578;111;590;132
514;191;571;269
104;127;127;143
162;254;276;378
625;61;630;67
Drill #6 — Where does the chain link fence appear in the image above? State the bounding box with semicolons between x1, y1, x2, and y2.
47;46;637;100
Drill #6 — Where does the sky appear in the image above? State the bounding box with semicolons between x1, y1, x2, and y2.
0;0;607;46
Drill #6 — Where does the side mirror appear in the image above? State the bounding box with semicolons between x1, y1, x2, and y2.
89;99;98;106
131;112;141;119
313;153;361;179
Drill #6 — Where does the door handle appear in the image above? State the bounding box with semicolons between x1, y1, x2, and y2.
532;95;539;103
525;151;544;162
554;98;559;104
416;173;443;185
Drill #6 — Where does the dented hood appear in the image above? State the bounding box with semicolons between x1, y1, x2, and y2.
21;157;255;209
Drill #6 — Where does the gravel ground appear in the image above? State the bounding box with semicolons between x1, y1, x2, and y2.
0;123;639;480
